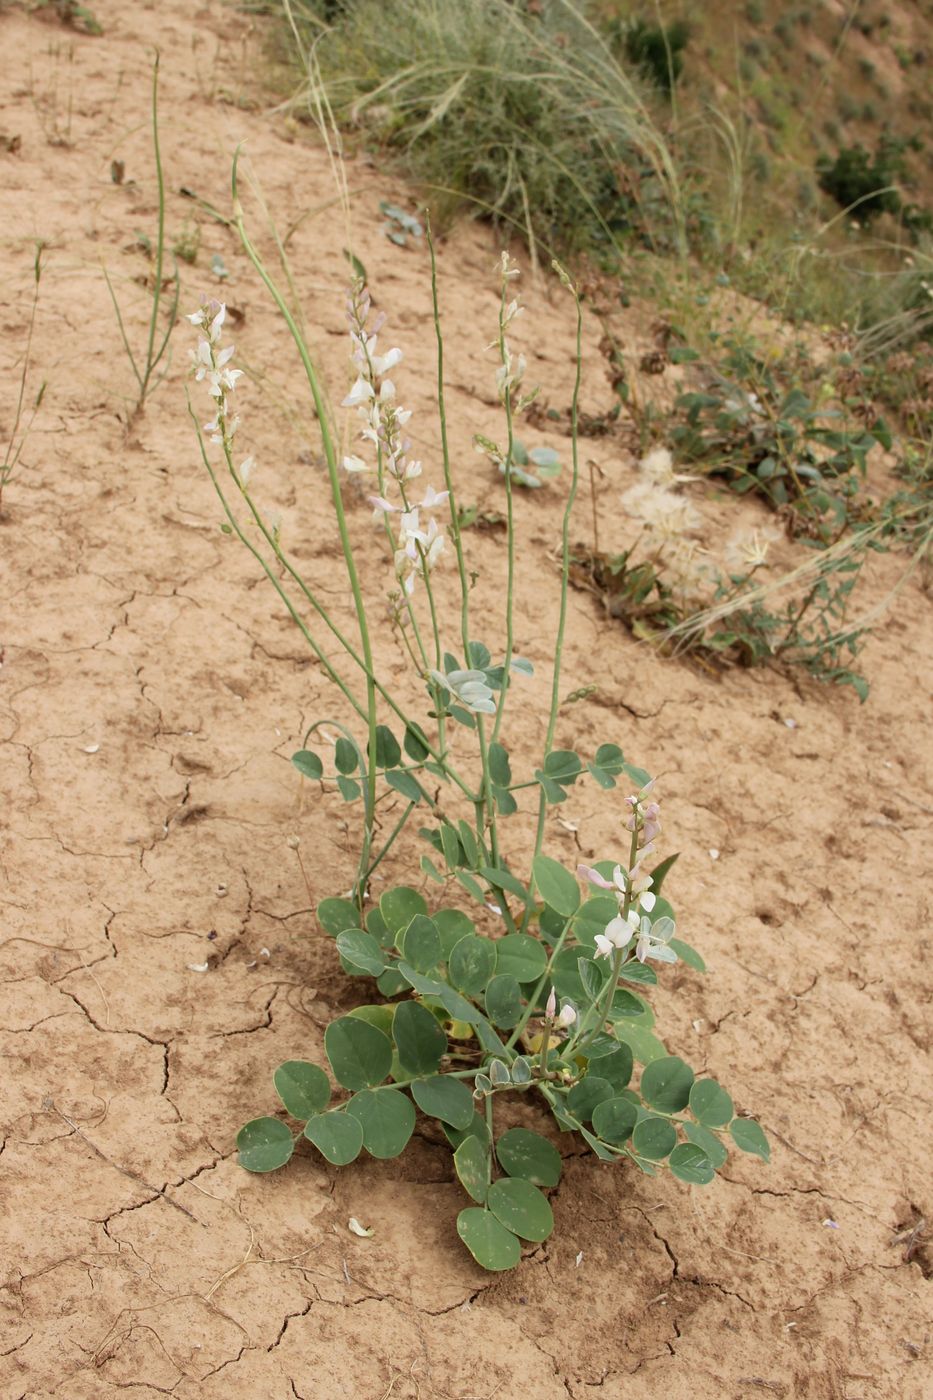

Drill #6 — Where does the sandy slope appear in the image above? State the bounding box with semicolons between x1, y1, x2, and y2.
1;3;931;1397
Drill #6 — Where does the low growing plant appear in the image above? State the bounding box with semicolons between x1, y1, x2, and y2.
186;162;769;1270
1;242;46;516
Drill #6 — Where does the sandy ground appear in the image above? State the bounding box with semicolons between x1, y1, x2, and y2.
1;3;932;1397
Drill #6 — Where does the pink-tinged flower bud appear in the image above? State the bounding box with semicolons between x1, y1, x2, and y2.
577;863;614;889
545;987;557;1019
556;1004;577;1029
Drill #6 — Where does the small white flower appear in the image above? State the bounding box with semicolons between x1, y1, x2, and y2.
342;376;374;408
238;455;256;485
343;454;369;473
556;1004;577;1029
371;347;402;376
368;494;396;518
208;303;226;344
420;485;450;511
639;890;657;913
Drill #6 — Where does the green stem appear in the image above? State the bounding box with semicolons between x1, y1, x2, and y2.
490;283;517;746
427;222;471;660
505;913;573;1050
232;153;379;899
139;54;165;408
521;272;583;929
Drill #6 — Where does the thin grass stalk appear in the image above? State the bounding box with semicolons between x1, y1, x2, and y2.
232;154;380;900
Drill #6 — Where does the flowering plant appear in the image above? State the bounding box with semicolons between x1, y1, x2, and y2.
187;162;768;1270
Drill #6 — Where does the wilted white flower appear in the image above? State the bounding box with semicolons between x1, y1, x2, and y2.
342;454;369;474
428;667;496;715
635;914;677;965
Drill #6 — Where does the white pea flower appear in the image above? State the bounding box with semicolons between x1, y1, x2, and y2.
428;667;496;715
342;376;374;408
420;485;450;511
371;347;402;376
238;456;256;485
556;1003;577;1029
343;454;369;473
594;914;635;959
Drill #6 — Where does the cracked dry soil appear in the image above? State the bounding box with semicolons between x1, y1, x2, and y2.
1;4;931;1397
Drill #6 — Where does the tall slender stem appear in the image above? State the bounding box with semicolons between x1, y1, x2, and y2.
427;223;471;661
522;269;583;928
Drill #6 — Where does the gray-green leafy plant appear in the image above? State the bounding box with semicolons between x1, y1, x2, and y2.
186;160;768;1271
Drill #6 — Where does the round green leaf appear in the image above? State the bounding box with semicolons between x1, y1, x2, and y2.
614;1023;667;1065
496;1127;562;1187
443;1111;490;1152
291;749;323;780
487;1178;554;1243
640;1056;695;1113
377;967;410;997
399;914;441;972
484;973;523;1028
689;1078;734;1128
410;1075;475;1129
531;855;580;917
591;1095;638;1145
457;1208;521;1271
587;1041;633;1090
632;1115;678;1161
393;999;447;1075
334;737;358;774
303;1110;363;1166
380;885;428;935
237;1117;294;1173
680;1120;722;1164
345;1088;415;1159
273;1061;331;1119
669;937;706;972
730;1118;771;1162
434;909;475;960
372;724;401;769
669;1142;715;1185
386;769;424;803
493;934;547;984
566;1075;614;1122
335;929;387;977
324;1016;393;1090
349;1004;396;1035
454;1133;490;1204
448;934;497;997
317;896;360;937
684;1121;728;1169
488;741;512;788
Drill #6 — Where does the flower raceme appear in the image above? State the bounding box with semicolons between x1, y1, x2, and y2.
187;300;245;448
340;282;448;599
580;781;680;966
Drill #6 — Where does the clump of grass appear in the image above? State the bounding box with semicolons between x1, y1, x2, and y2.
277;0;686;260
103;55;179;421
1;243;46;517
